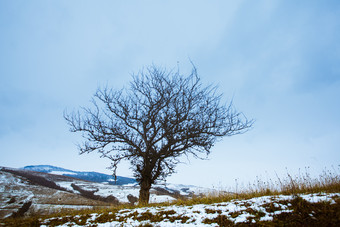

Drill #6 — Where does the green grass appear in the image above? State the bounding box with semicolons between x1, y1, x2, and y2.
2;167;340;226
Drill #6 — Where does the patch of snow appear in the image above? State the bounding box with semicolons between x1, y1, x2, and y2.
56;181;77;193
94;185;140;203
153;183;213;196
149;194;176;203
0;171;28;188
124;183;139;187
300;193;337;203
50;171;77;175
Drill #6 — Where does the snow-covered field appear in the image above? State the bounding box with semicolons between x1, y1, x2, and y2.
55;180;212;204
56;180;178;204
0;167;213;219
41;192;340;226
0;170;110;219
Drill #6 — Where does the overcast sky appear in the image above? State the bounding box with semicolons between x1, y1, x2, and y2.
1;0;339;188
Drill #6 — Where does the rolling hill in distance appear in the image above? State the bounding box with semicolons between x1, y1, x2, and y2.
21;165;136;186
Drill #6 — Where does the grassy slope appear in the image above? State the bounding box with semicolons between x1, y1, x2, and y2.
2;168;340;226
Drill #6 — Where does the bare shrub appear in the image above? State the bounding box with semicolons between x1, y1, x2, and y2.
10;201;32;218
127;194;138;205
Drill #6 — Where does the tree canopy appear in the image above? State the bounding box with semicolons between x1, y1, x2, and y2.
64;65;253;204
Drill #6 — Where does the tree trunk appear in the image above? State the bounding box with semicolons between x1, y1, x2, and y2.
139;178;152;205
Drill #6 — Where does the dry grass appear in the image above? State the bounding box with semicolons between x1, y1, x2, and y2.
246;167;340;195
173;166;340;207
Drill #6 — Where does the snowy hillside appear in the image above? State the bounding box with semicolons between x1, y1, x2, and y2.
0;166;211;219
22;165;136;185
38;192;340;226
0;169;97;219
21;165;212;197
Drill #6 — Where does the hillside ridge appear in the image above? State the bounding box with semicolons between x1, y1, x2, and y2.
21;165;136;185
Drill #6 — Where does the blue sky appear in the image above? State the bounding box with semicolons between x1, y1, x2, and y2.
1;0;339;188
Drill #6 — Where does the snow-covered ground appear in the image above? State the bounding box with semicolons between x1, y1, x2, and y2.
41;192;339;226
55;176;215;204
0;166;208;218
152;183;217;196
49;171;77;175
0;170;111;219
55;181;194;203
5;165;215;204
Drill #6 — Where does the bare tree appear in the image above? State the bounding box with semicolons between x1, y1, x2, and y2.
64;65;253;204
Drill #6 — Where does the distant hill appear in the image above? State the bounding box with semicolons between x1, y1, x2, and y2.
22;165;136;185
